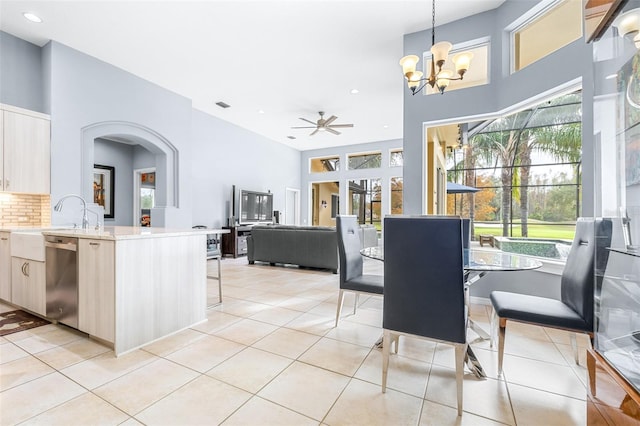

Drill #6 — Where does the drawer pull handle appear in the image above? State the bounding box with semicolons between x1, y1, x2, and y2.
89;242;100;246
1;237;8;241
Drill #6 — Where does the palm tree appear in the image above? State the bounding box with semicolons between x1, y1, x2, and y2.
468;92;582;237
470;119;523;237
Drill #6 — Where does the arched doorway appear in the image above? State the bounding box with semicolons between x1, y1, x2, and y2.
81;121;178;226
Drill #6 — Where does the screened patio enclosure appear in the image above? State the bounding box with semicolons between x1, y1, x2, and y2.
447;90;583;242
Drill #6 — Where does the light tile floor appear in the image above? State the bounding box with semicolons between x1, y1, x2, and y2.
0;256;591;425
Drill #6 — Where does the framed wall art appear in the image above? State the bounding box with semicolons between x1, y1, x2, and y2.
94;164;115;218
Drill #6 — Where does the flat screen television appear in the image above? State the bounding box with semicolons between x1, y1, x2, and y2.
239;189;273;224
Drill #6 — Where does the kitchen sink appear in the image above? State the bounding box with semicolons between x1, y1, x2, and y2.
11;231;45;261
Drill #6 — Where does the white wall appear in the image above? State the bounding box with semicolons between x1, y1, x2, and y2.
0;32;44;113
9;39;303;229
190;109;301;228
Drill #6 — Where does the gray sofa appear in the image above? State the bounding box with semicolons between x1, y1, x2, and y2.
247;225;339;273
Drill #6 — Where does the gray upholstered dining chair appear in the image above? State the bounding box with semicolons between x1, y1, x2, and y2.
382;215;467;416
490;217;612;374
335;215;384;327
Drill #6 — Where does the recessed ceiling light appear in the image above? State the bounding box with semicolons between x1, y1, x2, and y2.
383;125;389;129
23;12;42;23
258;109;265;114
350;89;359;95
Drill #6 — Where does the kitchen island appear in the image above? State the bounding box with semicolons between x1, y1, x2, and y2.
41;226;222;356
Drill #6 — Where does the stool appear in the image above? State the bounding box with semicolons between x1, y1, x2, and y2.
207;250;222;307
479;235;494;247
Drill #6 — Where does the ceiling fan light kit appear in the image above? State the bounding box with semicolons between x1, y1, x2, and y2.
291;111;354;136
399;0;473;95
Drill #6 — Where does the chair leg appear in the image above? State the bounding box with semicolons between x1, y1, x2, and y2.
490;307;497;348
335;290;345;327
394;334;400;354
570;332;579;365
217;256;222;304
454;344;466;416
353;293;360;315
498;317;506;376
382;329;392;393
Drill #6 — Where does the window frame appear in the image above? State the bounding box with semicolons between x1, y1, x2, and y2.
509;0;582;74
421;36;492;95
309;155;341;173
390;149;404;167
347;151;383;171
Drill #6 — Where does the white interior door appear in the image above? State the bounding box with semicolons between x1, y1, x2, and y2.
285;187;300;225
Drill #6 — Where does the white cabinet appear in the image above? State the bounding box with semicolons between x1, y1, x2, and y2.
1;105;50;194
78;238;115;342
0;232;10;301
11;257;46;316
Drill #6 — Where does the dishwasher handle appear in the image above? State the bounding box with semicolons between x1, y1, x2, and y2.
45;240;77;251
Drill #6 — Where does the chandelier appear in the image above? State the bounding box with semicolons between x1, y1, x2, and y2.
399;0;474;95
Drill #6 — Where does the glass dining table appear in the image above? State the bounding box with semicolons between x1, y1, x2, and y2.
360;246;543;378
360;246;543;272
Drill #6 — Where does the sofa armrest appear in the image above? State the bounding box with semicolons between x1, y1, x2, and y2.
247;235;254;262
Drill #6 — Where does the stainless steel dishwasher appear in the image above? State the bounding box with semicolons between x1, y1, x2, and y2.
45;236;78;328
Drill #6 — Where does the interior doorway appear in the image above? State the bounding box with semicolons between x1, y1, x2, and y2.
285;187;300;225
311;181;339;226
134;168;156;226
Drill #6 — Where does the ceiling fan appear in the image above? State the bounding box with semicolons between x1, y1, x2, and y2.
291;111;354;136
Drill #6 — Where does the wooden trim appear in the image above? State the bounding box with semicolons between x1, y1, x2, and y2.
589;348;640;407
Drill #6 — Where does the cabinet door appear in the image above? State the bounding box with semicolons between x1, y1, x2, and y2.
78;239;115;342
3;110;50;194
0;233;10;301
11;257;46;316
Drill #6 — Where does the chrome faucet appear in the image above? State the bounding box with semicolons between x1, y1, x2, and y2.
54;194;90;230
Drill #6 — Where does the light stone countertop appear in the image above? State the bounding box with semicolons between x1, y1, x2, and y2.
40;226;229;240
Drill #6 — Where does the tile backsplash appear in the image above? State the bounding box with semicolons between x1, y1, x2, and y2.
0;193;51;227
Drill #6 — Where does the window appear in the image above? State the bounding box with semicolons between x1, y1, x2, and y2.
446;90;583;257
512;0;582;72
348;152;382;170
390;149;403;167
310;156;340;173
391;177;403;214
331;194;339;219
349;178;382;228
424;40;490;95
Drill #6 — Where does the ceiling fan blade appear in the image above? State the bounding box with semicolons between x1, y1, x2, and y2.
299;118;317;125
324;115;338;126
328;124;354;128
291;126;317;129
326;128;341;135
310;129;320;136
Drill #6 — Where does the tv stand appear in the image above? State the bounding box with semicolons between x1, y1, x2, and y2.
222;225;252;258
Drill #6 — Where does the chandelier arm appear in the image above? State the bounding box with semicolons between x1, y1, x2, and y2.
411;81;429;96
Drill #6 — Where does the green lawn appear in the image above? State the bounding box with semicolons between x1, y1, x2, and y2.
367;220;576;240
473;222;576;240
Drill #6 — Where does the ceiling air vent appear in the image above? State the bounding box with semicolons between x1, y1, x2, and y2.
287;136;296;140
215;101;230;109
